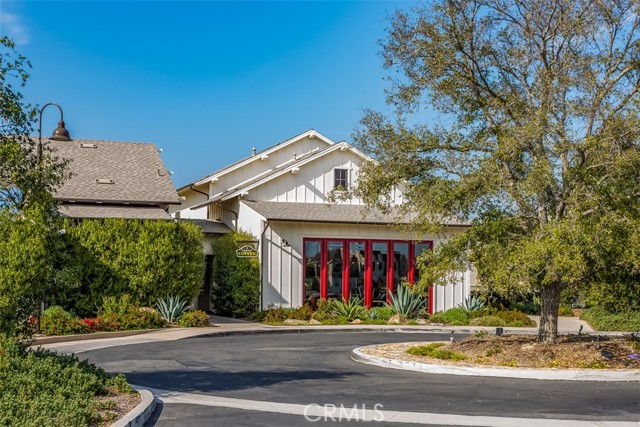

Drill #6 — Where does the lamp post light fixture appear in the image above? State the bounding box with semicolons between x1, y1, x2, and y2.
37;102;72;162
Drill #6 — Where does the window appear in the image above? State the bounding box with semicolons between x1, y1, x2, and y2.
334;168;348;190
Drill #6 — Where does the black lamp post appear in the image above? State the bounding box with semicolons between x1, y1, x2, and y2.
37;102;72;162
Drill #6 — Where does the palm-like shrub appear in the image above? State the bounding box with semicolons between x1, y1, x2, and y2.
388;282;428;318
458;295;485;313
156;296;189;323
331;297;366;322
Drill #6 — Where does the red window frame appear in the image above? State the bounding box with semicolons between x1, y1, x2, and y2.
302;238;434;312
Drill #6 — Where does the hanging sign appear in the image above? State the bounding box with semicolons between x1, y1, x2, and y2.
236;241;258;258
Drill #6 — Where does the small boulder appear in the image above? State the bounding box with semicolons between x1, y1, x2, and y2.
284;319;308;326
416;318;428;325
308;318;322;325
387;314;406;324
351;319;362;324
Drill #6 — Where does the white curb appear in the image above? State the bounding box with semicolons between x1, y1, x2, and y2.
352;346;640;382
111;388;156;427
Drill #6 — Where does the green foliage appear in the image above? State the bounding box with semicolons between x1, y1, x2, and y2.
587;279;640;313
470;316;507;327
310;299;336;322
0;336;133;427
156;295;190;323
458;295;485;313
388;282;428;318
260;304;314;323
368;306;395;321
52;218;205;316
177;310;210;327
40;306;82;336
429;308;470;326
331;297;367;322
494;310;535;327
580;307;640;332
407;343;465;361
211;230;260;318
351;1;640;343
558;305;574;317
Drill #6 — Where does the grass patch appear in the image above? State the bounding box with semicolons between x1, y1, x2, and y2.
0;336;136;427
580;306;640;332
407;342;466;361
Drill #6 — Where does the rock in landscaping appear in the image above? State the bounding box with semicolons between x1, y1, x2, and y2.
352;319;362;324
416;319;428;325
284;319;308;326
309;318;322;325
387;314;406;324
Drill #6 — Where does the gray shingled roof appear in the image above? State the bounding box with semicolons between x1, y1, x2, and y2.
48;139;180;205
59;204;171;219
180;219;232;234
241;200;469;226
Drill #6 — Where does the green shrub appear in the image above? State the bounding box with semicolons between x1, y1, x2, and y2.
580;306;640;332
458;295;485;313
388;282;428;318
0;336;134;427
407;342;465;360
311;299;336;322
177;310;210;327
494;310;535;327
558;304;574;316
52;218;205;317
40;306;83;336
470;315;507;326
211;230;260;318
429;307;470;325
368;306;395;321
0;210;56;336
156;295;190;323
331;297;367;322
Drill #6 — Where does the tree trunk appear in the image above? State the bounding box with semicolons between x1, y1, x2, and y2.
538;284;561;342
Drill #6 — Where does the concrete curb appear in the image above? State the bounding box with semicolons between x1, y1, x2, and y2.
33;329;162;345
111;388;156;427
352;346;640;382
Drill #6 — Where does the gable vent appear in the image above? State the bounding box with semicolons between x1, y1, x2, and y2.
95;179;115;184
80;143;97;148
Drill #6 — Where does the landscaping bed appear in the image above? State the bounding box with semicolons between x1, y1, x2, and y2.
361;334;640;369
0;337;139;427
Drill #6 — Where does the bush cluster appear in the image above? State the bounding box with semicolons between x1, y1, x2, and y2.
177;310;210;327
429;307;470;325
580;306;640;332
211;231;260;318
0;336;135;427
407;342;465;360
51;218;205;317
41;295;166;336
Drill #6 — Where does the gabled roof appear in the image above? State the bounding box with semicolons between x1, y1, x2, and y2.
241;200;469;226
184;129;335;189
188;141;370;211
49;139;180;205
179;218;232;234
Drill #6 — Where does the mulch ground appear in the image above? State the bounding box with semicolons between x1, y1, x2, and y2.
361;334;640;369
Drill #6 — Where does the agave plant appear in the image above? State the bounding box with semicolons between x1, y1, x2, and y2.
388;282;428;318
331;296;366;322
156;296;190;323
458;295;485;313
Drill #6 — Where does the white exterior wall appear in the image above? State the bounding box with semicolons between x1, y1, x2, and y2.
171;187;209;219
250;149;403;205
207;136;330;200
251;219;471;310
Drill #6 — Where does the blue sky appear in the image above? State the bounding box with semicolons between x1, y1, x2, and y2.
1;1;414;187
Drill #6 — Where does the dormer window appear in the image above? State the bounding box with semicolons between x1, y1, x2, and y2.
334;168;348;190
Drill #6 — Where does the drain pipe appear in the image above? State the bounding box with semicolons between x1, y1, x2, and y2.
259;220;270;311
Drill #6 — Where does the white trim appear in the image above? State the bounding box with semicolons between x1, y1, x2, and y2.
194;130;335;186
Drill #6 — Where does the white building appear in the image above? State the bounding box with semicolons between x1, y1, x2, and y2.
171;130;472;313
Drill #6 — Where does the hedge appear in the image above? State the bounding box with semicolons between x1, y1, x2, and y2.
51;218;205;316
211;230;260;318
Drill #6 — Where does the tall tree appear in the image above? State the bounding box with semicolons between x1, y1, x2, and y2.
0;37;70;336
353;0;640;341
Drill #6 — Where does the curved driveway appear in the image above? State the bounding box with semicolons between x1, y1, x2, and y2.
80;331;640;426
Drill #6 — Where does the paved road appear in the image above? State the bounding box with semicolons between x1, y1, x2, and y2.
79;331;640;426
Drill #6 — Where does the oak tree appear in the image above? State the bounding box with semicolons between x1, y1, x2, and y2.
354;0;640;341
